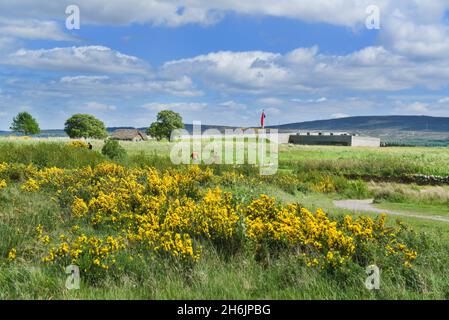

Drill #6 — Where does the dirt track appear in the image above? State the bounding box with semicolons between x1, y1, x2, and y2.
333;199;449;223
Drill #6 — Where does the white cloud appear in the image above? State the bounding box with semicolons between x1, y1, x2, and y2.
162;50;294;94
4;43;449;107
162;45;449;94
84;101;117;111
2;46;150;74
393;101;430;115
60;75;110;84
259;107;280;115
2;73;202;102
284;46;319;64
0;1;388;27
438;97;449;104
384;16;449;60
0;17;73;41
219;100;247;110
331;113;350;119
2;0;449;128
381;1;449;60
1;1;449;97
0;36;20;53
257;97;284;106
142;102;208;112
1;1;449;62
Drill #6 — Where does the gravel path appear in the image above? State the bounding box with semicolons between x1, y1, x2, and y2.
333;199;449;223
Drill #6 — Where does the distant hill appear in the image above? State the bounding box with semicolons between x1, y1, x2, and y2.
270;115;449;132
269;115;449;146
0;129;67;137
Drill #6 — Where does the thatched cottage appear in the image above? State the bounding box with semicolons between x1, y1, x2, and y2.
110;129;148;142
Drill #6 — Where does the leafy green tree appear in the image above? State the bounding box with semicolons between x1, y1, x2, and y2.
147;110;184;141
10;112;41;135
64;114;108;139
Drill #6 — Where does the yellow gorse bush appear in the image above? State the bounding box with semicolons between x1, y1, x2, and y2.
0;162;7;173
312;176;337;193
0;179;6;190
69;140;89;149
10;162;417;273
245;195;417;268
7;248;16;261
244;196;355;267
21;178;40;191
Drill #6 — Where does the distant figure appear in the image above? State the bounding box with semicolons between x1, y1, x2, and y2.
88;142;93;150
261;109;266;129
191;152;201;164
191;151;199;160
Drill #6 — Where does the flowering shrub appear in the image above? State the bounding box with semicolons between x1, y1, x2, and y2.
7;248;16;261
5;162;418;275
0;179;6;190
244;195;417;268
312;176;337;193
69;140;89;149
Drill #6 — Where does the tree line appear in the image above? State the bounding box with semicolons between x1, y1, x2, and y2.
8;110;184;141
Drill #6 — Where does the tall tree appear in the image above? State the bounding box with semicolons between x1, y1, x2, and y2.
64;114;108;139
147;110;184;141
10;112;41;135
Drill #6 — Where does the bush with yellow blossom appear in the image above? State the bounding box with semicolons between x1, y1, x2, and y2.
69;140;89;149
10;161;418;275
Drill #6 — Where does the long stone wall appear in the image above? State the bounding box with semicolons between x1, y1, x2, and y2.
288;135;353;146
288;134;380;147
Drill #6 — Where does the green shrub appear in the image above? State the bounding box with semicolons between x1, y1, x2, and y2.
334;177;370;199
101;139;127;161
0;142;105;169
371;183;449;205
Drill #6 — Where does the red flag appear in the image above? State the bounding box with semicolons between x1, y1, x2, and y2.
260;110;266;128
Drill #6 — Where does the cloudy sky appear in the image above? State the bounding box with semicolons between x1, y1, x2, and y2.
0;0;449;129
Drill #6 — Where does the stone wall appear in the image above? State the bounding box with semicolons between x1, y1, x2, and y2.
351;136;381;147
288;134;353;146
287;134;380;147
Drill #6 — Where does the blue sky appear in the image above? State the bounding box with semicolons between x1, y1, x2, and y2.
0;1;449;129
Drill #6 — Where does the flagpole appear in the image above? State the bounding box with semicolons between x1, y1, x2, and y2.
261;109;265;129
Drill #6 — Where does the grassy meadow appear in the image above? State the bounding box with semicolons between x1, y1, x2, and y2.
0;137;448;299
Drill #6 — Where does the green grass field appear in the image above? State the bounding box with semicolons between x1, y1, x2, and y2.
0;138;448;299
375;202;449;218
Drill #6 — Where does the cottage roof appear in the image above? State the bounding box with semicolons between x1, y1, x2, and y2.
110;129;148;141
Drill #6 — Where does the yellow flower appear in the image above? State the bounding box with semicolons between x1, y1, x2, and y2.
7;248;16;261
40;235;50;244
71;197;89;218
0;162;7;172
21;178;40;191
58;242;70;255
70;249;83;260
36;224;43;237
0;179;7;190
29;161;418;273
69;140;89;149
